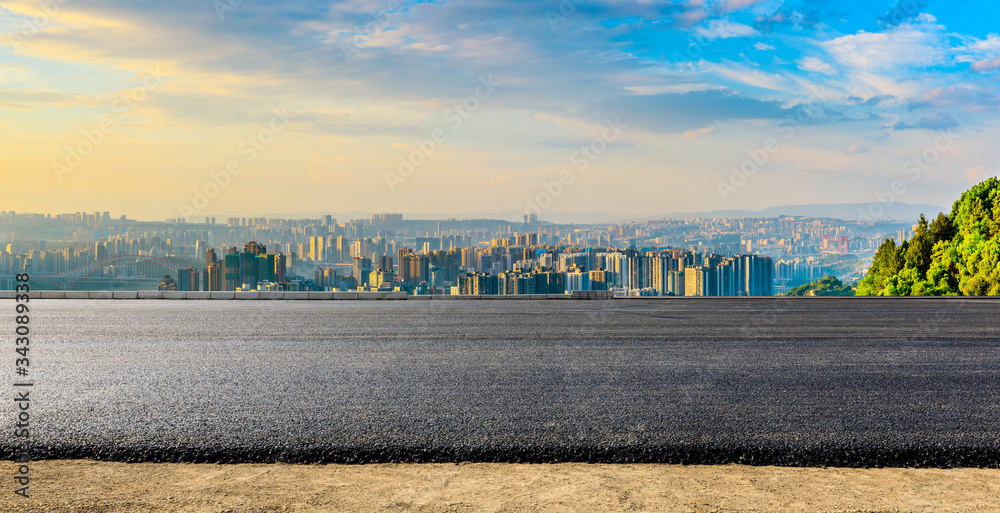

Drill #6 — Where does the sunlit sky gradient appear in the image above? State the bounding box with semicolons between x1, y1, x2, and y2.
2;0;1000;221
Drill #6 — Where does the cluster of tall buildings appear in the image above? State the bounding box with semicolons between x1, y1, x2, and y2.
174;242;288;292
166;233;773;296
1;235;176;276
452;248;772;297
4;209;908;293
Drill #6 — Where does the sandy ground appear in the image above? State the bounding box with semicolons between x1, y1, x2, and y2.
2;461;999;512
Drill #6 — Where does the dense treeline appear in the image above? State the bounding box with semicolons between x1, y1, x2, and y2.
784;276;854;296
857;177;1000;296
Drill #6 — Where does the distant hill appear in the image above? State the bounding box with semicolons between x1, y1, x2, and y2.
230;202;949;225
655;202;950;222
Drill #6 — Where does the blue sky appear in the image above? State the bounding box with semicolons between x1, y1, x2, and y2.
2;0;999;220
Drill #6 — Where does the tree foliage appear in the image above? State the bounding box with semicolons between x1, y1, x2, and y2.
857;177;1000;296
784;276;854;296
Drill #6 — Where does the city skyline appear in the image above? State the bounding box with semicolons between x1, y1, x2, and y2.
1;208;904;294
4;1;1000;220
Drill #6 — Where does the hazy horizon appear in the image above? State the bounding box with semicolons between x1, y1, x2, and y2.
5;200;951;225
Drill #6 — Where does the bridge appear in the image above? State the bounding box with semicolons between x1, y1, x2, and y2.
24;255;186;290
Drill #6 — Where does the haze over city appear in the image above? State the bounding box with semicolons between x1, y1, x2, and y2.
3;0;999;221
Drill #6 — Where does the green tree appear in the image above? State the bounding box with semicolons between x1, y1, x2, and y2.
904;214;934;275
928;212;955;242
858;177;1000;296
784;276;854;296
857;238;904;295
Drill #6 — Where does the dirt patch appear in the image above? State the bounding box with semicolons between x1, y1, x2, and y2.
3;460;998;512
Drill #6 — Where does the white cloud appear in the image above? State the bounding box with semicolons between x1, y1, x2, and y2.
954;33;1000;70
798;56;836;75
821;22;947;71
957;34;1000;72
694;20;757;41
703;60;788;91
955;33;1000;57
845;144;869;154
754;42;775;51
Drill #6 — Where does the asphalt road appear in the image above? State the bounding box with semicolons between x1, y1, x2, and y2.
4;298;1000;467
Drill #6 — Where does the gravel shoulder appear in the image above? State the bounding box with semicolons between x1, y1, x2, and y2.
3;460;999;512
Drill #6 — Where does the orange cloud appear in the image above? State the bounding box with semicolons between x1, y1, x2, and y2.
684;126;718;139
966;166;995;183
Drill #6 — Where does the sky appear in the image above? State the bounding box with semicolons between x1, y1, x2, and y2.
2;0;1000;222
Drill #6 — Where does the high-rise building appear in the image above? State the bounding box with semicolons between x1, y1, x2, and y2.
378;255;394;273
738;254;773;296
205;262;221;291
353;257;373;288
667;270;684;296
177;267;200;291
589;270;608;291
684;266;706;296
565;269;590;292
309;236;325;262
403;254;430;285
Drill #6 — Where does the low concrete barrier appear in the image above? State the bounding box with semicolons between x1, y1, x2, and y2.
570;290;614;299
0;290;626;300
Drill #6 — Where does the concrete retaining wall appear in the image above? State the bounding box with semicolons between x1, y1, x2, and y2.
1;290;618;300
